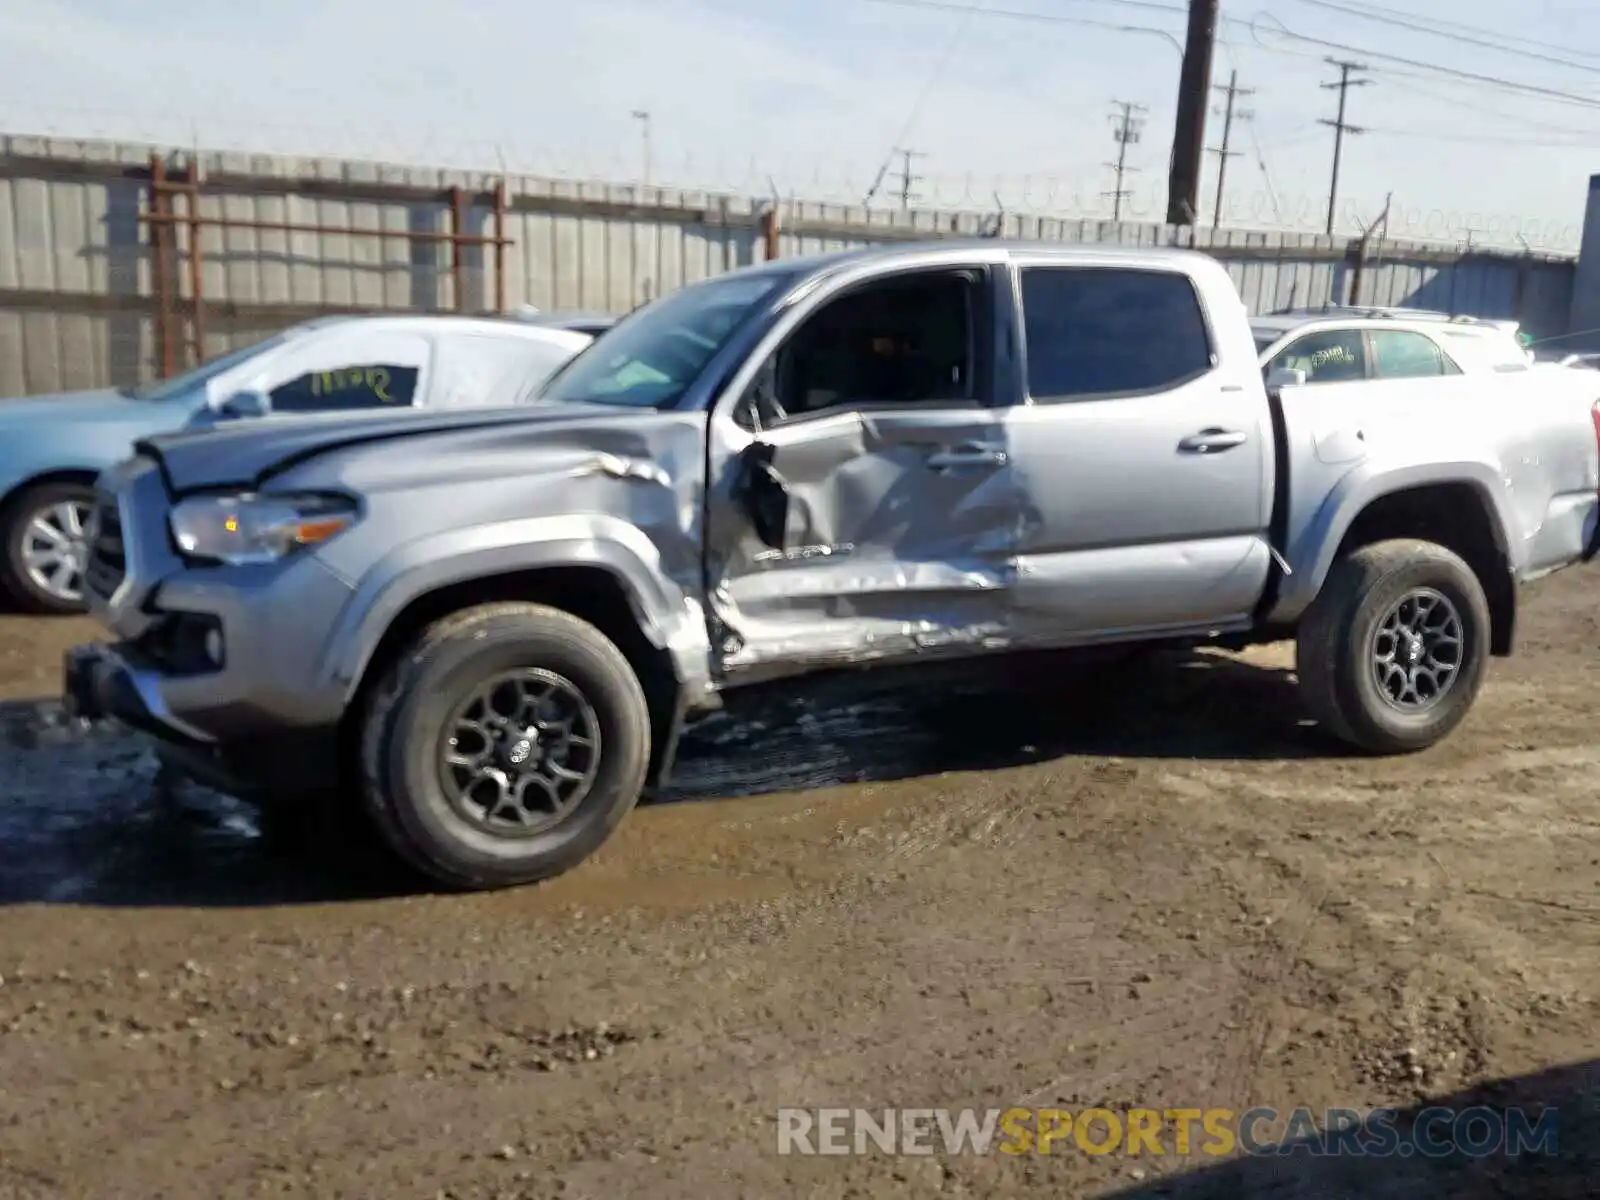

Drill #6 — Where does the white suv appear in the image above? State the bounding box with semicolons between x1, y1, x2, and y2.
1252;308;1532;386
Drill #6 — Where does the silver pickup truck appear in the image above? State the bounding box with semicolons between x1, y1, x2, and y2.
63;243;1600;891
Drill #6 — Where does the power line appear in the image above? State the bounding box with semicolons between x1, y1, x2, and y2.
1243;117;1285;225
862;0;1600;117
1105;100;1147;221
854;0;1600;176
1294;0;1600;65
1292;0;1600;75
1365;127;1600;147
1206;69;1254;229
1248;14;1600;111
862;1;975;207
863;0;1188;22
1373;74;1600;138
859;0;1195;57
1318;58;1369;237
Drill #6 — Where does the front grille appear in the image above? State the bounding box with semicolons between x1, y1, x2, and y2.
83;492;125;600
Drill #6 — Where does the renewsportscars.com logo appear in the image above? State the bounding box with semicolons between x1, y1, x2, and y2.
775;1106;1560;1159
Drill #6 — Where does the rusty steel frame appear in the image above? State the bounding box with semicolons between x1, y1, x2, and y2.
139;154;515;377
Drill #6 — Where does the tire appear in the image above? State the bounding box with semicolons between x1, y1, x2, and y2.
1296;538;1491;754
359;602;652;891
0;481;97;614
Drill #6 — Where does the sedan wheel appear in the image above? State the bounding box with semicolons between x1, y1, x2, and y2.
23;500;92;602
1;482;98;614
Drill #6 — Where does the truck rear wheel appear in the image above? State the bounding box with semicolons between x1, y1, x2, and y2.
1296;539;1490;754
359;602;652;890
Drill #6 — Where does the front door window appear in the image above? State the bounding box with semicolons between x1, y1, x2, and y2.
1267;330;1367;383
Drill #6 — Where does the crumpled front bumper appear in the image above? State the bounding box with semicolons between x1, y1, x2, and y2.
62;641;340;801
62;642;203;738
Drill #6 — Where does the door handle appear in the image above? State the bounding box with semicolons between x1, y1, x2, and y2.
926;441;1009;470
1177;428;1248;454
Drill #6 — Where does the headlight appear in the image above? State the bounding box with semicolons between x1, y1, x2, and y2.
169;492;358;566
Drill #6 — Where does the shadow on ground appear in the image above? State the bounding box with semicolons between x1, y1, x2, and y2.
1099;1059;1600;1199
0;647;1321;908
663;646;1317;804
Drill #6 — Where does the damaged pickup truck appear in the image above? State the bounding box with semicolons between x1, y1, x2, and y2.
65;243;1600;890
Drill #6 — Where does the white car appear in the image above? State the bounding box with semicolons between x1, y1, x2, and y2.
1253;308;1533;386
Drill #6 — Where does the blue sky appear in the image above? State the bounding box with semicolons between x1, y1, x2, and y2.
2;0;1598;249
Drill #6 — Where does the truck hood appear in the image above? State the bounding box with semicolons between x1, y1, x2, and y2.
138;402;647;494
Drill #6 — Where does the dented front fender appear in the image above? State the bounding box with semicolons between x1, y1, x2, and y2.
319;514;714;709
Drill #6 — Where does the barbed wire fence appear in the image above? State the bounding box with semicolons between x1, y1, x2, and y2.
0;103;1584;254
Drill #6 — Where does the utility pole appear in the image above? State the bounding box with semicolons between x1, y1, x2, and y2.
631;109;652;186
1206;70;1254;229
891;148;926;209
1319;59;1369;236
1105;101;1147;222
1166;0;1219;225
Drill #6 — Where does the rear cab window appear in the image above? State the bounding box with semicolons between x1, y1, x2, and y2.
1018;266;1214;401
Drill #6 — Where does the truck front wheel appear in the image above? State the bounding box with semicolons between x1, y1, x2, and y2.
359;602;652;890
1296;539;1491;754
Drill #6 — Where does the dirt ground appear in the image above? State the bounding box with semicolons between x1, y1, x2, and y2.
3;570;1600;1199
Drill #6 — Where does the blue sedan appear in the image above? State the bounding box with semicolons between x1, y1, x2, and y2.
0;314;593;613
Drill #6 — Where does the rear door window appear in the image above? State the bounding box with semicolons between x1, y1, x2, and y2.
1019;267;1214;402
1369;330;1460;379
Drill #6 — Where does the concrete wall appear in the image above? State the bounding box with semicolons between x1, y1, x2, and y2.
0;132;1580;397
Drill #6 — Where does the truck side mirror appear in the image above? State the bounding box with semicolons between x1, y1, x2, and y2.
217;389;271;420
1265;367;1307;389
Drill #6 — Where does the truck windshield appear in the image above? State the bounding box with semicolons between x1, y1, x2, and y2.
120;333;290;402
538;271;796;409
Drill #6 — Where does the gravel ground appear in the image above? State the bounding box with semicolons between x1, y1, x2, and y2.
1;569;1599;1198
